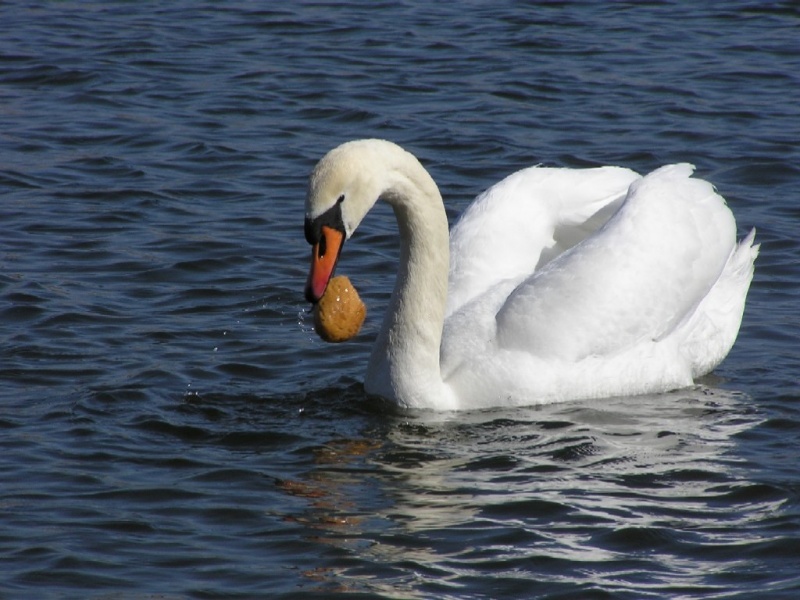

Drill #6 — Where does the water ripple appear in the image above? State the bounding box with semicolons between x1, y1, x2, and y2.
1;1;799;598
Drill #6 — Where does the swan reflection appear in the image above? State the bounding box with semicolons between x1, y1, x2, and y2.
277;385;766;595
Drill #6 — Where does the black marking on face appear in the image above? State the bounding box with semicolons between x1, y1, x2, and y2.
305;195;345;245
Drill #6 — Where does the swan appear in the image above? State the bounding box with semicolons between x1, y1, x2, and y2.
303;139;758;410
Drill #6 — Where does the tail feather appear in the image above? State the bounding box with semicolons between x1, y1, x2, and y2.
682;228;758;377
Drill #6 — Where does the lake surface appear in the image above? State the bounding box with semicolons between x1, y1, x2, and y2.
1;1;799;598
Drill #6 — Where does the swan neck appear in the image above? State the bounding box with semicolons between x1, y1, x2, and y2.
365;153;451;408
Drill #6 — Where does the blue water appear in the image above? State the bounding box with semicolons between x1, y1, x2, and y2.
1;1;799;598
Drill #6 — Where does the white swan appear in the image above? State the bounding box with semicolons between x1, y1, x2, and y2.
304;139;758;410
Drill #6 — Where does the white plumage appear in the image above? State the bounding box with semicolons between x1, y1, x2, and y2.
304;140;757;410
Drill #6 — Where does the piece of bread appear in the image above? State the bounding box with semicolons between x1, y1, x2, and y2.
313;275;366;343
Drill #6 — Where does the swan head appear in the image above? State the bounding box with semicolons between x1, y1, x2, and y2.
304;139;408;303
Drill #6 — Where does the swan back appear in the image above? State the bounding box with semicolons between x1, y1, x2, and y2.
439;163;754;408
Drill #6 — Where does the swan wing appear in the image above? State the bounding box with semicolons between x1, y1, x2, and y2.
446;165;641;316
493;164;737;362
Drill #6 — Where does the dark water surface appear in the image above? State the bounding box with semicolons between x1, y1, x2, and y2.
2;2;799;598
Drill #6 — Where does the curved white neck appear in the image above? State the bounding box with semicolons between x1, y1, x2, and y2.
363;153;452;408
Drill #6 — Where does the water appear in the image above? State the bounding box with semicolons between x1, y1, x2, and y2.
1;1;798;598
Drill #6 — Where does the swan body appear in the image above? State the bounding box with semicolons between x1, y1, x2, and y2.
304;139;757;410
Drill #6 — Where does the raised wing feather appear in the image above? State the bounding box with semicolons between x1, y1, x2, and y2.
446;165;641;316
493;164;736;361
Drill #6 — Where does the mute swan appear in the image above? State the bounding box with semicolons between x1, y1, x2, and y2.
304;139;757;410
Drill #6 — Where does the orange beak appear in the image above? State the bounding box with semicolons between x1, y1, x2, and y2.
305;225;345;303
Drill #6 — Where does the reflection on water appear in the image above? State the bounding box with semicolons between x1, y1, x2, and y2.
276;386;768;596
